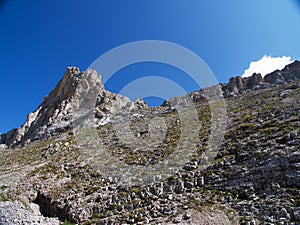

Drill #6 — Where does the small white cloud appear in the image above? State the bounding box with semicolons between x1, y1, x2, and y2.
241;55;294;78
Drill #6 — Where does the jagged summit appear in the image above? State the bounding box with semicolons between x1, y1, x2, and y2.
45;67;103;109
0;67;102;146
1;60;300;147
222;60;300;97
163;60;300;106
0;67;147;147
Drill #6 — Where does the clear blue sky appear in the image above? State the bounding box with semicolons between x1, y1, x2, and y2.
0;0;300;133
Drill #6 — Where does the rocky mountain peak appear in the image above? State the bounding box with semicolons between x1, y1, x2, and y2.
0;67;105;146
45;66;103;108
0;66;148;147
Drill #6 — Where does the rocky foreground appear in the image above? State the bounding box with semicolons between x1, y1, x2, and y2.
0;61;300;224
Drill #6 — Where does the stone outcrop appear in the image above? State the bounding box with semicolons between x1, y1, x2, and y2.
0;67;137;146
221;60;300;97
246;72;263;88
264;60;300;84
0;201;60;225
227;76;245;94
163;60;300;105
1;67;103;146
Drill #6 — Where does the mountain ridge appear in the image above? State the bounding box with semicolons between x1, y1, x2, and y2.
1;60;300;148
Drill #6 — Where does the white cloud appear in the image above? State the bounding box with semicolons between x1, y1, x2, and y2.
241;55;294;78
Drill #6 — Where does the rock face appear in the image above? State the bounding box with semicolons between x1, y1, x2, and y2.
265;60;300;83
163;60;300;104
0;201;60;225
0;67;134;146
227;75;246;94
1;67;101;146
221;60;300;97
0;60;300;224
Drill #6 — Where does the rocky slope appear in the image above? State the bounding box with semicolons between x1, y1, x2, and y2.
0;61;300;224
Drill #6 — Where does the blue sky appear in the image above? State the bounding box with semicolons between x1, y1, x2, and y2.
0;0;300;133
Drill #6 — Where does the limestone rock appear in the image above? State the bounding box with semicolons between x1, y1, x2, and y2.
264;70;286;84
245;73;263;89
0;144;7;149
0;201;60;225
133;99;148;109
227;76;245;94
0;67;131;146
222;60;300;97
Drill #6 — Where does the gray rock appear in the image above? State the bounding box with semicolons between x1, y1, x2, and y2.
264;70;286;84
183;211;192;219
227;76;245;94
293;211;300;221
134;99;148;109
174;180;184;194
173;215;182;223
246;73;263;89
0;144;7;149
0;201;60;225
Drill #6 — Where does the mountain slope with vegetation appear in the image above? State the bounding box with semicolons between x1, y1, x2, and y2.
0;61;300;224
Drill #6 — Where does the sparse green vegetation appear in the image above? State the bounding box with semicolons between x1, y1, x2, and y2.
295;199;300;207
62;221;75;225
1;78;300;224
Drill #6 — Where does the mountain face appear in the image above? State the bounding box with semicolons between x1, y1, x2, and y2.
0;67;146;147
223;60;300;96
0;61;300;224
1;61;300;147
